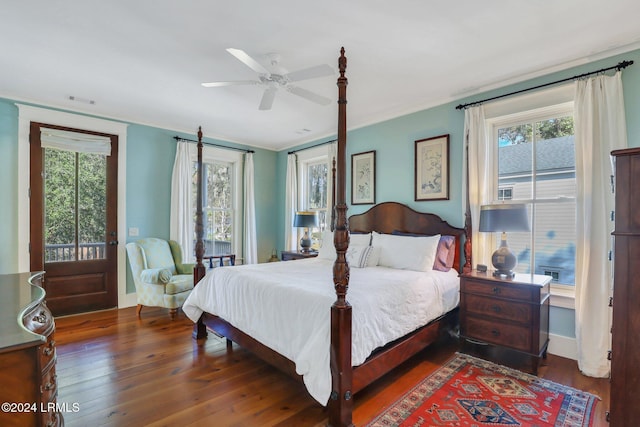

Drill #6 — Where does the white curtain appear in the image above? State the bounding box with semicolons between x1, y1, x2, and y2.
169;141;194;263
465;105;494;268
325;142;337;230
244;153;257;264
285;154;298;251
574;71;627;377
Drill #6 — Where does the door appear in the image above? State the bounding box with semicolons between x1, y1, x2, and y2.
30;122;118;316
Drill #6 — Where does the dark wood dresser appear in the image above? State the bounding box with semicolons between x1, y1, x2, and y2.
280;250;318;261
0;272;63;427
610;147;640;425
459;270;551;374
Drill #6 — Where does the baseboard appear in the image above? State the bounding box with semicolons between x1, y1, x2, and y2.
547;333;577;360
119;292;138;309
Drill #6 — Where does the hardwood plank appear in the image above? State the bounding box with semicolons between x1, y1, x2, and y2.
55;307;609;426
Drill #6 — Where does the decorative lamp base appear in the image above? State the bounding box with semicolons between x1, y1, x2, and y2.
300;228;311;253
491;235;517;279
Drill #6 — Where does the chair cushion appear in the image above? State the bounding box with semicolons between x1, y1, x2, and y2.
137;238;177;274
165;274;194;295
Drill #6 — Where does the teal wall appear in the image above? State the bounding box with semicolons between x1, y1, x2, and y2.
0;101;279;294
3;48;640;337
276;48;640;340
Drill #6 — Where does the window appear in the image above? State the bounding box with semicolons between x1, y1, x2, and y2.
498;187;513;200
192;146;243;258
297;146;330;248
488;101;576;289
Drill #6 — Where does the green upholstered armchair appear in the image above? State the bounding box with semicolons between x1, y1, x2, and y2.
125;238;195;319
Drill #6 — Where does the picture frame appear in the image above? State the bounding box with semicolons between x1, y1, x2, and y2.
414;134;449;201
351;150;376;205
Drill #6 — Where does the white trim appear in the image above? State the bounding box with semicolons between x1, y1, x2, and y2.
550;286;576;310
16;104;130;308
548;332;577;361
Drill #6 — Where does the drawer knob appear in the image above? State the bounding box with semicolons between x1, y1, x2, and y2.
492;287;501;294
492;305;502;313
491;329;500;337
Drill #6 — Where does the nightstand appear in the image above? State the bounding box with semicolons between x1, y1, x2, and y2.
281;250;318;261
459;270;551;374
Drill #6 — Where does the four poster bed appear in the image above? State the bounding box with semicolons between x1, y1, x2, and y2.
183;48;472;427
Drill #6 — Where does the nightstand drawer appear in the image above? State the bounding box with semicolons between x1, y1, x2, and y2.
463;279;533;302
463;294;532;324
464;317;531;352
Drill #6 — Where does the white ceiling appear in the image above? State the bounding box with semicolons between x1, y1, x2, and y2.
2;1;639;151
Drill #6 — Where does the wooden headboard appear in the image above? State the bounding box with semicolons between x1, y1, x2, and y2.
348;202;466;272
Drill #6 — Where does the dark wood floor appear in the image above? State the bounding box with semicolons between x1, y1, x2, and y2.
54;307;610;426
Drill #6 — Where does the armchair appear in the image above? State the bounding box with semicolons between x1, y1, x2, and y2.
126;238;195;319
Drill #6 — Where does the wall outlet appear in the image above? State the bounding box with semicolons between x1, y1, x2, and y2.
128;227;139;237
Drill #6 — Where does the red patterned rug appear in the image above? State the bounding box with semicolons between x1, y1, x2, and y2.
366;353;599;427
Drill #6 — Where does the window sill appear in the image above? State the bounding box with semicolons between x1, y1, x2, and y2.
550;286;575;309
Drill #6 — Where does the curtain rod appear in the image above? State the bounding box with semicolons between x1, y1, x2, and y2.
455;60;634;110
173;136;254;153
287;138;337;155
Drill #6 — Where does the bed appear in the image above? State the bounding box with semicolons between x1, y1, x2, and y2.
185;48;472;427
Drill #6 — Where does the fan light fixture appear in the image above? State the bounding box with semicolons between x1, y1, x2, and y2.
201;48;334;110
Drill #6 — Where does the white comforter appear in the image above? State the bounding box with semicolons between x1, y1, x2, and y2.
182;258;459;405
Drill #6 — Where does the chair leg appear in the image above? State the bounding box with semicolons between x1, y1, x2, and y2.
136;304;143;318
169;308;177;320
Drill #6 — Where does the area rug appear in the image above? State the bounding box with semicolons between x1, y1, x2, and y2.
366;353;599;427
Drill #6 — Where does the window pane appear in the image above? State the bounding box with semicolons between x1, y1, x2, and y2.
495;113;576;287
78;153;107;260
193;160;234;256
533;202;576;285
44;148;77;262
535;118;576;198
206;162;232;209
498;124;533;200
307;163;328;210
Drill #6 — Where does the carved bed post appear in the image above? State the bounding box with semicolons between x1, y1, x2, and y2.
193;126;208;339
329;47;354;427
463;131;473;273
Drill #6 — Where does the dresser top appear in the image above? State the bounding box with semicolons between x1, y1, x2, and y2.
0;272;47;352
461;270;552;287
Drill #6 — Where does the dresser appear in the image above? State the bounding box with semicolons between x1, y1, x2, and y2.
610;147;640;425
280;250;318;261
459;271;551;374
0;272;63;427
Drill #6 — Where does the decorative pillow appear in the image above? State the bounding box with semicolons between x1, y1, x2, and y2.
392;231;456;272
372;231;441;271
346;245;380;268
318;230;371;259
433;235;456;272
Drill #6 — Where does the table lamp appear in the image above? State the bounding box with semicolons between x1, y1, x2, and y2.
479;203;530;278
293;211;318;253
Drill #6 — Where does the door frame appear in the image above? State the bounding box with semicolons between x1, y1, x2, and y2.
16;104;135;308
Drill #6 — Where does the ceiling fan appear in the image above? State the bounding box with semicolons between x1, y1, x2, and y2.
202;48;335;110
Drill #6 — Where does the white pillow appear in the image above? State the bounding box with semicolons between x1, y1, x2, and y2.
346;245;380;268
318;231;372;260
372;231;441;271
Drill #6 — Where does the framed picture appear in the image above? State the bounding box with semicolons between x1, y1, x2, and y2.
351;150;376;205
415;134;449;201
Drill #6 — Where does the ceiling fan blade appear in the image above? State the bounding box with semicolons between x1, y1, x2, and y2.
287;86;332;106
259;87;277;110
226;48;270;75
201;80;259;87
286;64;334;82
